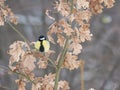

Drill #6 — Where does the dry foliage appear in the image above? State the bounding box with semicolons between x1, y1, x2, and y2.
32;73;69;90
0;0;17;25
5;0;115;90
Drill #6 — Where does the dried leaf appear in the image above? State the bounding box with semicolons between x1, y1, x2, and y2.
89;0;103;14
46;10;55;20
57;34;65;47
103;0;115;8
22;53;36;71
32;51;44;58
32;73;55;90
55;0;70;16
59;19;73;36
58;80;70;90
69;42;82;55
77;0;89;9
8;41;29;62
79;24;92;42
16;79;26;90
63;52;81;70
32;82;41;90
47;32;56;44
37;60;48;69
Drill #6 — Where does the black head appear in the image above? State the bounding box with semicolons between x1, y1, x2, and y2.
38;35;46;41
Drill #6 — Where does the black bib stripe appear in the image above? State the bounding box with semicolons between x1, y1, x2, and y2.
39;41;44;52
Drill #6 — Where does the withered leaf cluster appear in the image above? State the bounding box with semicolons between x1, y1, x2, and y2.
8;41;69;90
32;73;69;90
0;0;17;25
47;0;115;70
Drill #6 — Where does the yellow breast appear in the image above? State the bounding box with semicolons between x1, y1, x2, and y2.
42;40;50;52
34;41;40;50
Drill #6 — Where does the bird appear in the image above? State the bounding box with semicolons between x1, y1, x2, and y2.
34;35;50;52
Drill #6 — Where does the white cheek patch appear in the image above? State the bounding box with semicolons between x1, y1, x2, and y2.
40;37;45;40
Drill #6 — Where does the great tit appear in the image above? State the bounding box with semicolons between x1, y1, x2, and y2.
34;35;50;52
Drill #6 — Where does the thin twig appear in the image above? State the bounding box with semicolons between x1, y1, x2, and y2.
15;71;36;85
54;37;69;90
80;61;85;90
8;67;36;85
7;22;30;46
47;58;58;70
70;0;74;14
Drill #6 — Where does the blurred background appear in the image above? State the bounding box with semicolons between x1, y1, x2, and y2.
0;0;120;90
